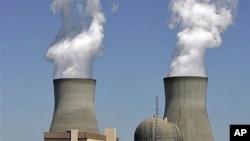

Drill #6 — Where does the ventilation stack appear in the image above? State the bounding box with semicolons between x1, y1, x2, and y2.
163;76;214;141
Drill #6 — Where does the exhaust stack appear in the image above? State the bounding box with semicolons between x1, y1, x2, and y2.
163;76;214;141
49;78;99;134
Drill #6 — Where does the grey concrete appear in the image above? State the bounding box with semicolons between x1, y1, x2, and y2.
134;117;183;141
163;77;214;141
49;79;99;134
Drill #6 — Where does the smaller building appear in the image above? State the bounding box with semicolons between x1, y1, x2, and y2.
44;128;119;141
134;117;183;141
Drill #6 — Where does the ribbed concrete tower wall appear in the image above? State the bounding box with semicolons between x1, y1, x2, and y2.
163;77;214;141
49;78;99;134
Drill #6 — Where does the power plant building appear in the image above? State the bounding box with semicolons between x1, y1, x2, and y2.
134;117;183;141
43;76;214;141
44;78;119;141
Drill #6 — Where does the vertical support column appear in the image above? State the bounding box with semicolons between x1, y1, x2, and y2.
105;128;117;141
70;129;78;141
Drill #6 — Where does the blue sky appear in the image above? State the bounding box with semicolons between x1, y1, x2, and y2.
1;0;250;141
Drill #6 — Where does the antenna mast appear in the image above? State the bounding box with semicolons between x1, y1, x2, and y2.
153;97;160;141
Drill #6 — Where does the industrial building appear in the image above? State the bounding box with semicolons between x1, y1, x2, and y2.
44;78;119;141
43;76;214;141
134;76;214;141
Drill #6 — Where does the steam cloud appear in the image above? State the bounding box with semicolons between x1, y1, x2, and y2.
46;0;105;79
112;0;119;12
168;0;238;77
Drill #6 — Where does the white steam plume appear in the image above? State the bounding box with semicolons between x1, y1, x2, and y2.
168;0;238;77
112;0;119;12
46;0;106;79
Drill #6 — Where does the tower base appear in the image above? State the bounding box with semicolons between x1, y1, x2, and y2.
44;128;119;141
44;130;106;141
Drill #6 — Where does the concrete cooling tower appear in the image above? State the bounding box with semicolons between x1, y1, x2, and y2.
44;78;120;141
163;76;214;141
49;78;99;133
134;76;214;141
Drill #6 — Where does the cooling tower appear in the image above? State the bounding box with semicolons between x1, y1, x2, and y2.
163;76;214;141
49;78;99;134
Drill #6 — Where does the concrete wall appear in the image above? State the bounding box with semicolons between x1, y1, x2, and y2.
45;139;70;141
49;79;99;134
44;132;71;141
86;139;103;141
44;131;106;141
163;77;214;141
